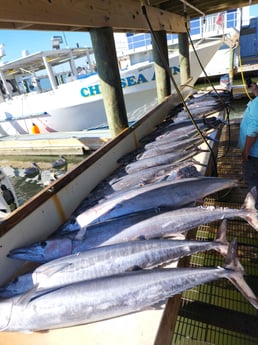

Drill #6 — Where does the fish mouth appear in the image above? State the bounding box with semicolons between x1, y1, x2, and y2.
7;249;45;262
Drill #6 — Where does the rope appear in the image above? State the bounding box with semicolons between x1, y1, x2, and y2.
141;4;219;176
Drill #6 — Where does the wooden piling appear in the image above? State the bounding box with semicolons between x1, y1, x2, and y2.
152;30;171;103
90;27;128;138
179;32;190;85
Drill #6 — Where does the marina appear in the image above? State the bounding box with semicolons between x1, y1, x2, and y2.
0;85;257;344
0;39;220;136
0;1;258;345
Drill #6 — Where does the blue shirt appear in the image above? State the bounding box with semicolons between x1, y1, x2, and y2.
240;96;258;157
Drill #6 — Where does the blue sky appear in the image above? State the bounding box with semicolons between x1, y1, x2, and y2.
250;4;258;16
0;31;92;62
0;4;258;62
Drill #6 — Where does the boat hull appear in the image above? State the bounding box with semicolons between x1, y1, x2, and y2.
0;40;222;135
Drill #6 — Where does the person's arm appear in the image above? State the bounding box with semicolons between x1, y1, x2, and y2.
242;135;257;161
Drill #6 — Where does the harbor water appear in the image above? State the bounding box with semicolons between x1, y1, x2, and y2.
0;95;249;207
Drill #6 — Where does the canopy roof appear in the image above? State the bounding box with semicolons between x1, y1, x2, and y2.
0;1;256;33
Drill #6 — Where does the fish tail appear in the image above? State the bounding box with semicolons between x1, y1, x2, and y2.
241;186;257;210
214;219;229;256
240;187;258;231
192;143;210;153
224;239;258;309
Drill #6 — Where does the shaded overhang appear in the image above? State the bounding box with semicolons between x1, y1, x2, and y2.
0;1;256;34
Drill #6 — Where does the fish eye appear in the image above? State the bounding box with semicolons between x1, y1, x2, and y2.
40;241;47;248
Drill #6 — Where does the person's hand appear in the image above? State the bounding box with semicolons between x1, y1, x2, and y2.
242;150;249;161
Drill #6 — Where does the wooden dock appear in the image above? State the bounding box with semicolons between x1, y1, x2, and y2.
0;130;111;155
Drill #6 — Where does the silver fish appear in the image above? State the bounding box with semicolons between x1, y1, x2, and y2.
2;230;229;296
8;186;257;263
153;123;207;142
7;177;239;263
76;177;239;232
109;160;196;191
125;148;200;174
137;136;202;160
139;119;205;145
0;241;257;332
31;228;229;289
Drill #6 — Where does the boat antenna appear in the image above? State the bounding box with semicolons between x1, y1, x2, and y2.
141;3;218;176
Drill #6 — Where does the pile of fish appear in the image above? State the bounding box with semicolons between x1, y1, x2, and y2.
1;92;258;332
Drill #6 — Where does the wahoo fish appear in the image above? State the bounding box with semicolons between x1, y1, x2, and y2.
79;188;258;246
138;136;203;159
109;161;197;191
124;148;206;174
153;123;207;142
2;229;228;296
8;186;257;263
139;118;206;145
75;177;238;232
155;123;208;141
1;241;257;332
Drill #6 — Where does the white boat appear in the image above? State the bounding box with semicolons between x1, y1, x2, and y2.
0;39;222;136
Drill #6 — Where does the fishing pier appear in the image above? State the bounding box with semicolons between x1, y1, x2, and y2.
1;120;257;345
0;1;258;345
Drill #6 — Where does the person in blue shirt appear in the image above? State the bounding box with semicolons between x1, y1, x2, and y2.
239;78;258;208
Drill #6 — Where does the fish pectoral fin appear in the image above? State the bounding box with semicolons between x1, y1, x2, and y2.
34;263;70;284
241;186;257;210
74;227;87;240
15;283;40;306
215;219;229;246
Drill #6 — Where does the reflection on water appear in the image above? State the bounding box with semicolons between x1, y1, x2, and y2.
0;96;249;207
1;155;86;206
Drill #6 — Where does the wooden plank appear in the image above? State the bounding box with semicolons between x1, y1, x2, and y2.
0;0;186;33
154;295;182;345
0;135;110;155
0;306;170;345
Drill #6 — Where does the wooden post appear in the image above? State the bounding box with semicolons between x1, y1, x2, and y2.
178;32;190;85
152;30;171;104
228;46;234;85
90;27;128;137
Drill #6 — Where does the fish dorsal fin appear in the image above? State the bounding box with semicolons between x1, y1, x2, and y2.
215;219;228;244
241;186;257;210
33;263;70;285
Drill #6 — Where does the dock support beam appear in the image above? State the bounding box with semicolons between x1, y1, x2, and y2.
152;30;171;103
229;47;234;85
178;32;190;85
90;27;128;137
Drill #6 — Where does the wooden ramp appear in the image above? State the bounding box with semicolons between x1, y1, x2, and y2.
170;122;258;345
0;130;111;155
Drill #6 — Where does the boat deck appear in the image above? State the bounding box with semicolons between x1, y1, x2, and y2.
170;122;258;345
